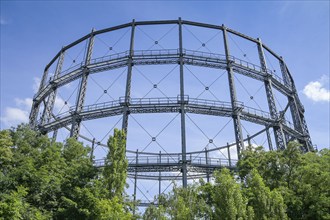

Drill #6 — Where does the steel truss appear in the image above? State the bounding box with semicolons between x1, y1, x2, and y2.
30;19;313;207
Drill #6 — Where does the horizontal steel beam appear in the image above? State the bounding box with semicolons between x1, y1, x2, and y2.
39;97;304;137
43;19;283;79
34;49;291;105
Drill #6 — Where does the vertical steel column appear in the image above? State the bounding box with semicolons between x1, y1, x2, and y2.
41;51;65;125
122;20;135;132
51;129;58;144
227;143;232;167
90;138;95;161
133;149;138;211
266;127;273;151
280;59;312;151
178;17;188;187
279;58;292;88
29;102;40;128
70;29;95;138
247;135;251;146
205;147;209;183
292;83;313;151
257;38;286;150
222;25;244;157
29;68;50;127
299;113;313;151
288;97;303;133
280;59;302;132
39;69;50;93
158;151;161;202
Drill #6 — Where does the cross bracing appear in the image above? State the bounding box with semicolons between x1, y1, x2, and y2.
30;19;314;208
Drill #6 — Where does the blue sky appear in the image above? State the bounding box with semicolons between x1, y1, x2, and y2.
1;0;329;152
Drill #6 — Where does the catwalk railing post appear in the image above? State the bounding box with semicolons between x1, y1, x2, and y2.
179;17;188;187
40;51;65;127
122;19;136;132
222;24;244;158
70;29;95;138
29;68;49;128
257;38;286;150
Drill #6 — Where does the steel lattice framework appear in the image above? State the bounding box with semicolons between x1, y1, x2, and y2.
29;19;313;206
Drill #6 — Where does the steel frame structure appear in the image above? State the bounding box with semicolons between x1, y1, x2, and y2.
30;18;313;205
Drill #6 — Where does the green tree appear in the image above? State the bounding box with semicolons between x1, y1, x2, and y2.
237;145;285;190
0;125;133;219
0;130;13;169
2;125;329;219
95;196;132;220
143;182;211;220
166;183;211;219
211;168;250;220
103;128;128;200
143;204;167;220
244;169;287;220
238;141;330;220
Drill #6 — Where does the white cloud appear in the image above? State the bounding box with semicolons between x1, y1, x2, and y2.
1;73;72;128
0;96;70;128
1;99;32;128
0;107;29;127
303;75;330;102
32;77;41;93
15;98;33;111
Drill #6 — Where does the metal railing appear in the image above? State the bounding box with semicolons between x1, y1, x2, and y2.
184;49;227;61
94;155;237;168
230;56;262;72
35;49;291;103
188;98;234;109
50;96;273;124
90;51;129;64
243;105;271;119
121;96;179;106
59;62;84;76
134;49;179;57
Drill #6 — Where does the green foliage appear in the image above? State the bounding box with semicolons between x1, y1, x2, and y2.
0;125;131;219
143;204;166;220
103;128;128;200
95;196;132;220
0;130;14;168
238;142;330;220
244;169;287;220
166;183;211;219
1;125;329;219
212;168;248;220
143;182;211;220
